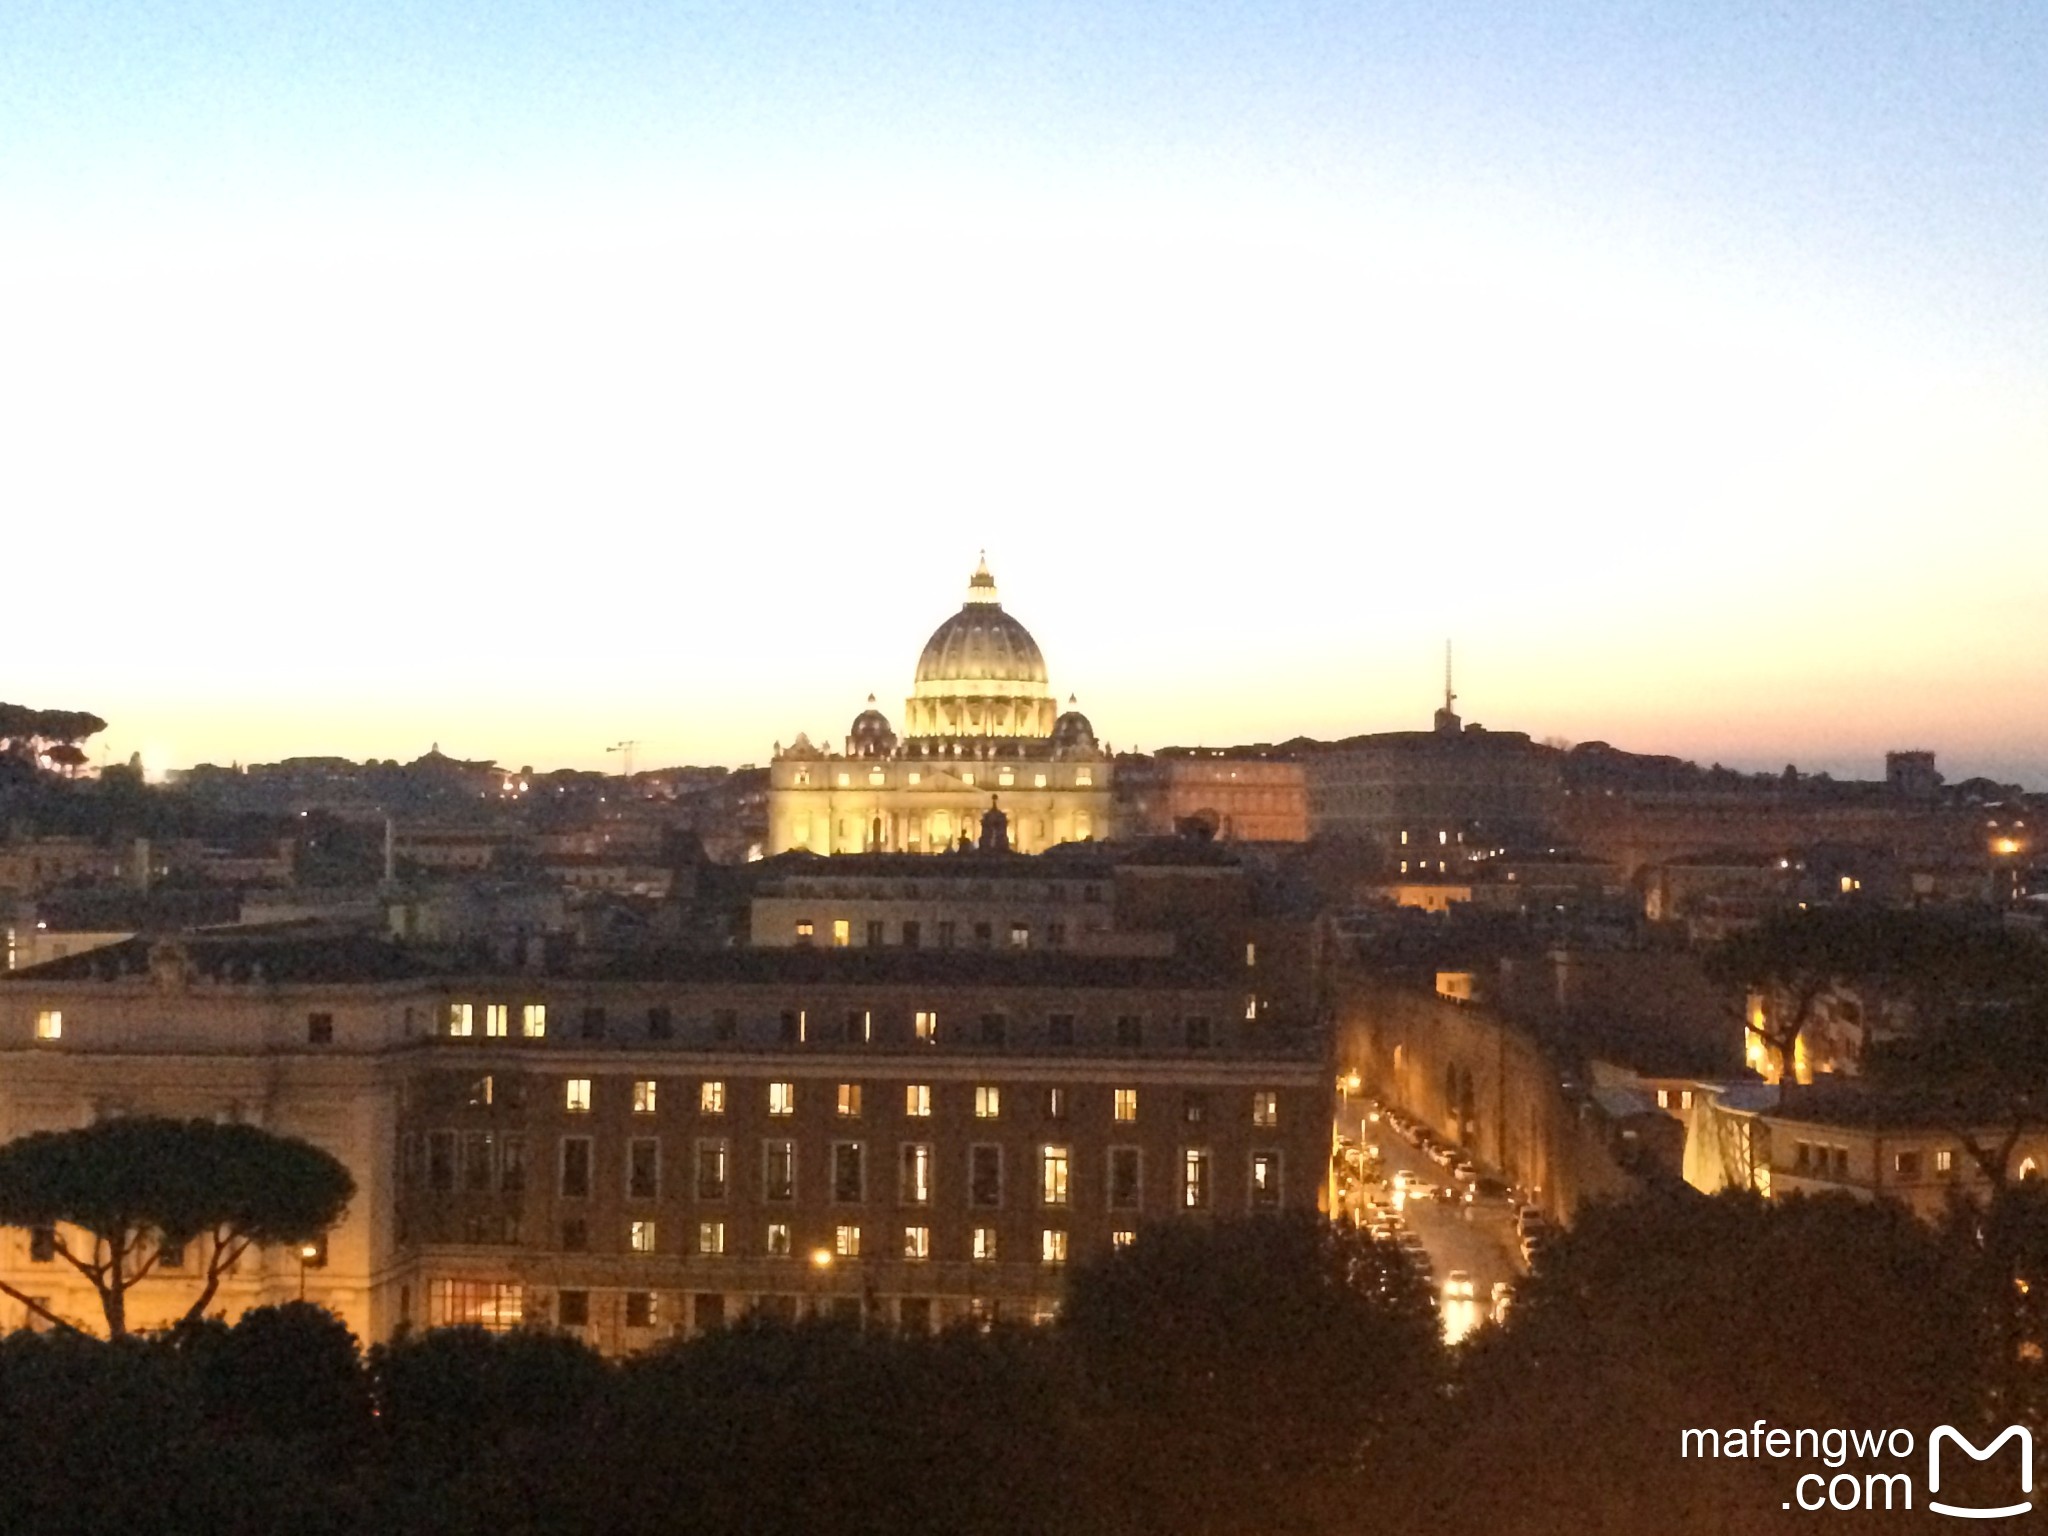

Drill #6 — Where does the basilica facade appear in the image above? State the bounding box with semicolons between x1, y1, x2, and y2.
767;560;1114;855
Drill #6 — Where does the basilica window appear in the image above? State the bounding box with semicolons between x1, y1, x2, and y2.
907;772;921;786
1075;768;1093;787
998;768;1015;787
837;772;851;788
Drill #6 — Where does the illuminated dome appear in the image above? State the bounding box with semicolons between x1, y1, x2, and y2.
913;558;1049;688
848;696;898;757
905;557;1056;740
1051;697;1096;754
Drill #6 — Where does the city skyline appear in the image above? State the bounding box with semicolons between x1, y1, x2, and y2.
4;3;2044;785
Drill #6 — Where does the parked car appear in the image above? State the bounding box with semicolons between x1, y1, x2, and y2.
1463;1176;1512;1205
1515;1205;1548;1238
1443;1269;1476;1300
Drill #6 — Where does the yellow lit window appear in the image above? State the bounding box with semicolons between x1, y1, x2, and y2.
1252;1091;1278;1128
1034;773;1047;788
972;1226;998;1261
633;1080;658;1114
1114;1088;1138;1123
795;919;814;941
914;1010;937;1044
33;1010;61;1041
565;1079;592;1113
868;769;885;786
975;1086;1002;1120
907;772;922;786
903;1225;931;1261
448;1003;474;1038
629;1220;657;1253
699;1220;726;1255
521;1004;546;1038
836;772;851;788
1112;1229;1136;1248
768;1082;795;1117
767;1223;791;1256
1075;768;1092;787
485;1004;509;1038
835;1224;862;1258
700;1080;726;1114
837;1083;862;1117
905;1084;932;1118
832;919;850;948
1041;1145;1070;1206
998;768;1015;787
1041;1229;1068;1265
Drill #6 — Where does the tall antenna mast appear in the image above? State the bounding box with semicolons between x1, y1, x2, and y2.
1444;640;1456;714
607;740;642;781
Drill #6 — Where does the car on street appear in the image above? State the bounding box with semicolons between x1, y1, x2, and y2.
1515;1205;1548;1238
1442;1269;1475;1299
1519;1232;1551;1269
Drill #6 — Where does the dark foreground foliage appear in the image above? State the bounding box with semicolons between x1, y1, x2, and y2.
0;1200;2032;1536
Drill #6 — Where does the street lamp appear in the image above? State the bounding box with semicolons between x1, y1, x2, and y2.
298;1241;320;1301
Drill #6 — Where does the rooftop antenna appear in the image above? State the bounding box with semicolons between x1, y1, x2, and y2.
1434;641;1462;736
607;740;642;780
1444;640;1456;715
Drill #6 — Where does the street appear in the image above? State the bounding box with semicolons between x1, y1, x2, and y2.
1335;1103;1525;1345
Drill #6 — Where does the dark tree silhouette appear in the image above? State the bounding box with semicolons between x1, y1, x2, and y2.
0;1117;354;1337
1061;1212;1440;1536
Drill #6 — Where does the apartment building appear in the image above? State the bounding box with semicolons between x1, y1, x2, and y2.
0;927;1328;1351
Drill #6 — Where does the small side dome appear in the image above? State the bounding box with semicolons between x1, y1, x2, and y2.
1052;695;1096;753
849;695;898;757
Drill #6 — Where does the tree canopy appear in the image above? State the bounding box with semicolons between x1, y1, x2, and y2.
0;1117;355;1337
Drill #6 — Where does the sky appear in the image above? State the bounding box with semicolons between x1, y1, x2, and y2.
3;2;2045;785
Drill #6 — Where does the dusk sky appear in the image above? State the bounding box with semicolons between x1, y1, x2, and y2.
4;2;2044;785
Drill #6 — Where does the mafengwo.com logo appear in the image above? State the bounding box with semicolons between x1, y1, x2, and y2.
1680;1422;2034;1517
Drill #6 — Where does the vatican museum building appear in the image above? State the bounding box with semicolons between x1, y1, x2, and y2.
768;560;1114;855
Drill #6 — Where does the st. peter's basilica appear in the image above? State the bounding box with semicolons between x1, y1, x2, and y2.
766;559;1114;854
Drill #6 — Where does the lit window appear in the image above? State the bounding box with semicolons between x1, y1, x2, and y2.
832;919;851;948
1245;942;1256;967
914;1010;938;1044
1936;1149;1955;1176
907;771;921;785
837;1083;863;1117
1075;768;1092;787
972;1226;997;1261
900;1143;933;1204
1033;772;1048;788
1010;923;1030;949
975;1085;1002;1120
33;1011;61;1041
905;1084;932;1118
1401;830;1409;846
1041;1229;1068;1265
1656;1088;1671;1109
836;772;851;788
998;768;1014;786
1245;994;1258;1020
904;1225;931;1260
485;1004;508;1038
1041;1145;1070;1206
868;769;885;787
1045;1086;1066;1120
448;1004;473;1038
1250;1151;1282;1209
700;1080;726;1114
1439;830;1448;845
699;1220;726;1255
961;772;976;788
767;1222;792;1257
522;1004;546;1038
1252;1091;1278;1128
1114;1088;1138;1123
835;1224;862;1258
1183;1148;1211;1209
795;919;814;941
768;1082;795;1117
629;1220;657;1254
633;1080;658;1114
1680;1090;1695;1110
1112;1229;1136;1248
565;1079;592;1113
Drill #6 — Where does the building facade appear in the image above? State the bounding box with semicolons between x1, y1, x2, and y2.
767;560;1114;856
0;928;1327;1349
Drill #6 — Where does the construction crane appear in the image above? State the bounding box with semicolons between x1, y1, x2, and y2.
607;740;642;781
